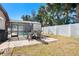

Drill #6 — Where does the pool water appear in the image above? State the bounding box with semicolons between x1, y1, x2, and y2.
18;32;28;35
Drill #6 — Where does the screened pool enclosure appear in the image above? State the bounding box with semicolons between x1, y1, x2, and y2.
8;21;41;39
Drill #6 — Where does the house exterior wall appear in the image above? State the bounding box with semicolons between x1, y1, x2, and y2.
0;17;5;30
0;10;6;30
0;10;6;19
0;5;9;42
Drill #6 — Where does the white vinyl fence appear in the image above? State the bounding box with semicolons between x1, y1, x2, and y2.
42;23;79;37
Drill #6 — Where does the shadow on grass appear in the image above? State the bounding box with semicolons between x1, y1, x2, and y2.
34;36;49;45
36;39;48;44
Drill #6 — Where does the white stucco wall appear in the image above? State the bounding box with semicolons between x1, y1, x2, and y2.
42;23;79;37
71;23;79;37
56;25;71;37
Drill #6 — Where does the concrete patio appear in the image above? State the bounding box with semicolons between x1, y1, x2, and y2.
0;37;58;50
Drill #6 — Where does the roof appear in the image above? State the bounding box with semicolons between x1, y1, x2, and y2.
9;20;40;24
0;4;9;21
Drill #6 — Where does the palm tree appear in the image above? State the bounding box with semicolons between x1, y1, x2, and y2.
38;5;55;26
36;14;43;25
37;5;47;26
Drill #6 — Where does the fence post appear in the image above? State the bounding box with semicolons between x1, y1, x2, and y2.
69;24;71;37
55;26;57;35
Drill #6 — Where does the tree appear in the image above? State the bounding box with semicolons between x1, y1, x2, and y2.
64;3;76;24
37;5;47;26
31;9;36;21
21;3;77;26
47;3;65;25
76;4;79;22
47;3;77;25
21;15;31;21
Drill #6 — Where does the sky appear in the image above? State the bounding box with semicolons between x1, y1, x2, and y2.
1;3;76;22
2;3;45;20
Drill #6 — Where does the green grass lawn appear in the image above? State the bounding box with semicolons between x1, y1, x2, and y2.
2;35;79;56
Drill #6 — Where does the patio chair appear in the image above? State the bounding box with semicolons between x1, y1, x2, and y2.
27;30;42;40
